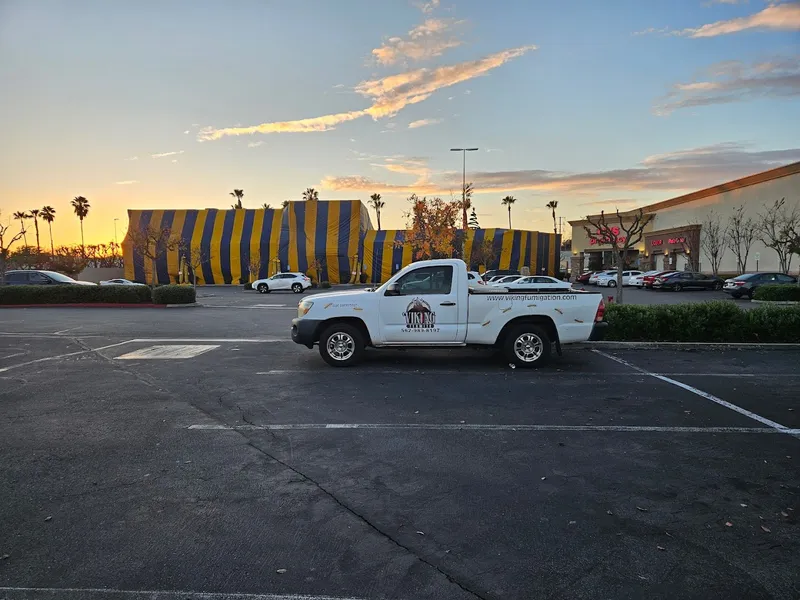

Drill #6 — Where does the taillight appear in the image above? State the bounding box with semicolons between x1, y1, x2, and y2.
734;281;746;286
595;299;605;323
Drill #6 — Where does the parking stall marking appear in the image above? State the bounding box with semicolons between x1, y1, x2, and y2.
255;370;799;377
592;349;798;437
115;345;220;360
0;340;135;374
188;423;800;434
0;588;369;600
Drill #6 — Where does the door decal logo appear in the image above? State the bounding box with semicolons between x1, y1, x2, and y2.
403;297;437;331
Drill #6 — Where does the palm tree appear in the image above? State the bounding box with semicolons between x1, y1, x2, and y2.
40;206;56;255
281;200;290;209
262;203;271;209
546;200;559;235
13;211;30;246
302;188;319;202
29;209;42;253
71;196;90;256
369;193;385;230
230;189;244;209
501;196;516;229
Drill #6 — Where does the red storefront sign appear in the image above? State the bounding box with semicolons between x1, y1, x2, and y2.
589;226;626;245
651;236;686;247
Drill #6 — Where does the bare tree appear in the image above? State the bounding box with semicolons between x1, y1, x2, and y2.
186;245;212;288
699;211;727;276
129;223;181;286
248;251;262;282
726;205;757;274
0;212;27;284
584;209;653;303
758;198;800;273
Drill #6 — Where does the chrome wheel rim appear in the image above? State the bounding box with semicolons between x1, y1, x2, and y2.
327;332;355;361
513;333;543;363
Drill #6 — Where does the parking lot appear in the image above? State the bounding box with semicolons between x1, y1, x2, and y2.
1;298;798;600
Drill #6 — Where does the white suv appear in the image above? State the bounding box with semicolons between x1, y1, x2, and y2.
251;272;311;294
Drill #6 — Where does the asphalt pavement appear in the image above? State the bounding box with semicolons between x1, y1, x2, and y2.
0;297;798;600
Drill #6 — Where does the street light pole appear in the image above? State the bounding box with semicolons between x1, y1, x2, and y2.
450;147;478;229
113;218;119;246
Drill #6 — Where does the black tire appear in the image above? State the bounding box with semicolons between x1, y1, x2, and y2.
257;283;270;294
503;324;551;368
713;282;722;291
319;323;365;367
292;283;303;294
608;280;617;287
746;288;754;300
673;283;683;292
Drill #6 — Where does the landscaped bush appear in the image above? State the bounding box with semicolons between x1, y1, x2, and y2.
0;284;152;305
320;281;332;289
604;301;800;343
152;284;196;305
243;282;253;290
753;284;800;302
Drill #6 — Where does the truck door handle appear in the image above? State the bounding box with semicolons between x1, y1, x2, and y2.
440;301;456;306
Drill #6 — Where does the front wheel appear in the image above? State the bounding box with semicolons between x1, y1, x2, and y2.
319;323;365;367
713;282;722;291
607;280;617;288
257;283;270;294
292;283;304;294
503;324;551;368
673;283;683;292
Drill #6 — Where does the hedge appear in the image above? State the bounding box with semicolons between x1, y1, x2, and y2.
0;284;152;305
753;284;800;302
319;281;332;289
604;301;800;343
152;284;196;305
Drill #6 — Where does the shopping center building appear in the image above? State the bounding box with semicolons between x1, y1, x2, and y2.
568;161;800;276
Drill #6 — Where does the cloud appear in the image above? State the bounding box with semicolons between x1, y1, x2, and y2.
171;159;179;163
408;118;442;128
183;130;190;134
371;18;465;66
124;156;138;161
115;180;139;185
247;141;265;147
654;56;800;115
579;198;640;207
676;2;800;37
321;142;800;196
632;26;670;36
199;45;536;141
702;0;747;5
416;0;440;14
151;150;185;158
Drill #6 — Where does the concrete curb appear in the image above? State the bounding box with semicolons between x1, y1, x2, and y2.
165;303;201;308
0;303;200;309
751;300;800;306
578;341;800;350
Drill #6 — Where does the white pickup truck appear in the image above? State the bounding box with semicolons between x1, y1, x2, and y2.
291;259;607;367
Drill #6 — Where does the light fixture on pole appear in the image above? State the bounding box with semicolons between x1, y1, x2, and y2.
450;147;479;229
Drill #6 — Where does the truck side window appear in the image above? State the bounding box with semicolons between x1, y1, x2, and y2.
396;266;453;295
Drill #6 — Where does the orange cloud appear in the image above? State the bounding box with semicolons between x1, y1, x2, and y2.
199;45;536;141
371;18;464;66
677;2;800;37
408;118;442;128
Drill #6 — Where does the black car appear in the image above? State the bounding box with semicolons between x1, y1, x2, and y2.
723;272;798;299
2;270;96;286
482;269;520;281
652;271;724;291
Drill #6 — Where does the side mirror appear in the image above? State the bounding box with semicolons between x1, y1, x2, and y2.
385;283;401;296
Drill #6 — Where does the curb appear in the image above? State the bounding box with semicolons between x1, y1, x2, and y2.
0;303;199;309
165;303;201;308
751;300;800;306
578;341;800;350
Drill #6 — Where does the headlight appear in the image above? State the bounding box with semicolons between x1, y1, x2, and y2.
298;300;314;318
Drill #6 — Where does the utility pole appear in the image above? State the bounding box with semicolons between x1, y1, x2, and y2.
450;147;479;229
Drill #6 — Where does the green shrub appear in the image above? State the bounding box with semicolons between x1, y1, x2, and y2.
320;281;332;289
753;284;800;302
604;301;800;343
243;282;253;291
152;284;196;305
0;284;152;305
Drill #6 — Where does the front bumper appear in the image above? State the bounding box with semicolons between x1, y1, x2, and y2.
588;321;608;341
291;318;324;348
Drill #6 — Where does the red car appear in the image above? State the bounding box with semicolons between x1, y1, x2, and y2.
576;271;599;284
643;270;677;288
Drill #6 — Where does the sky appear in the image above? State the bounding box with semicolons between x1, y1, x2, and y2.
1;0;798;246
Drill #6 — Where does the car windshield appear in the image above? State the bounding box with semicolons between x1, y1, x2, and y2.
41;271;77;283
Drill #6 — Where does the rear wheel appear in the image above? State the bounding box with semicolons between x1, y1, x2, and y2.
257;283;270;294
319;323;365;367
503;324;551;368
673;283;683;292
292;283;303;293
607;280;617;287
713;282;722;291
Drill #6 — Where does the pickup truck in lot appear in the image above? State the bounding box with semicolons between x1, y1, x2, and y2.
291;259;606;367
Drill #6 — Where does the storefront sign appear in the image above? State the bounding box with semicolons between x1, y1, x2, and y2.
651;239;663;247
650;237;686;247
589;226;626;246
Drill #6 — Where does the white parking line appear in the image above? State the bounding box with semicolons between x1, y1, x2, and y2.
592;349;798;437
0;340;134;374
255;370;793;377
0;588;367;600
188;423;799;434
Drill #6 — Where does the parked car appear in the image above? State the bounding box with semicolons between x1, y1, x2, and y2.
643;270;677;289
575;271;599;284
652;271;724;291
482;269;520;281
629;270;661;288
498;275;572;291
723;272;798;299
2;270;96;286
100;278;147;286
467;271;486;288
588;270;616;285
250;272;311;294
489;275;524;287
596;270;643;287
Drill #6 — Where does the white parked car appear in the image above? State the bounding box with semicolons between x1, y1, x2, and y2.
490;275;524;287
467;271;486;288
499;275;572;291
596;270;644;287
629;270;660;288
251;272;311;294
100;278;146;286
588;270;616;285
